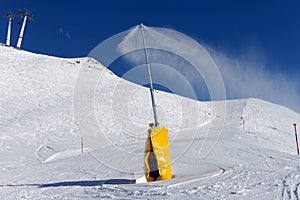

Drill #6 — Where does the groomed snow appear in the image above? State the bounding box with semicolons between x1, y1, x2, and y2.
0;45;300;199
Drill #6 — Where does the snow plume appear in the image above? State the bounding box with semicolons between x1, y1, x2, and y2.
89;24;300;114
208;47;300;113
114;24;226;101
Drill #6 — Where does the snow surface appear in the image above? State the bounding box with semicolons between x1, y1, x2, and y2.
1;45;300;199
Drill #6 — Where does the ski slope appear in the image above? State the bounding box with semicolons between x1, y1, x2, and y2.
0;45;300;199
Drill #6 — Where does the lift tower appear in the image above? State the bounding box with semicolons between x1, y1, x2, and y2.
16;9;34;50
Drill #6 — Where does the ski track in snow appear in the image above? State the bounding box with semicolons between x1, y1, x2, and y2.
279;169;300;200
1;45;300;199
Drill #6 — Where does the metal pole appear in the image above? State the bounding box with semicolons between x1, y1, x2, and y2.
81;137;84;154
6;16;12;46
293;123;299;155
16;15;27;50
140;23;159;127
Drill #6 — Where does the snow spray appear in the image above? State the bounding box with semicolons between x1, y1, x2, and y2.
293;123;299;155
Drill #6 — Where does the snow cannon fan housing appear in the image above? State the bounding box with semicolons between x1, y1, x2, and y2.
144;126;172;182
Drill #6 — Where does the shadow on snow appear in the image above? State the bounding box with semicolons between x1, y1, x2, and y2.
1;179;136;188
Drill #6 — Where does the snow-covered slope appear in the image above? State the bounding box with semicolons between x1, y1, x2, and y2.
1;45;300;199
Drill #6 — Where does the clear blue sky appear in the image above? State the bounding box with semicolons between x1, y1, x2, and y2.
1;0;300;111
1;0;299;68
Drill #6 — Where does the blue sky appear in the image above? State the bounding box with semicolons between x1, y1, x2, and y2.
1;0;300;112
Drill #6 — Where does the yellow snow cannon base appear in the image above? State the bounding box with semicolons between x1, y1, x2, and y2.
144;126;172;182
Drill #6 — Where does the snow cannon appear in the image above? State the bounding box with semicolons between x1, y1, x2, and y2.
139;23;171;182
144;126;172;182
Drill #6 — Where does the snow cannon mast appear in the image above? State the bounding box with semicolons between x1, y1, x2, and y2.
140;23;159;127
